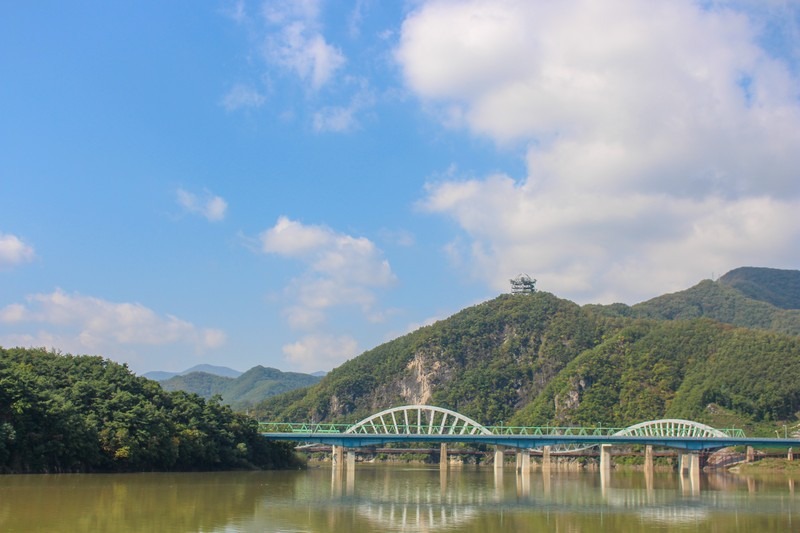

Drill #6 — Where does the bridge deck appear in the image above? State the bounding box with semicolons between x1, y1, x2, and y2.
260;431;800;451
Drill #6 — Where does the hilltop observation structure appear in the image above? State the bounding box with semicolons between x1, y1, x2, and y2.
510;274;536;294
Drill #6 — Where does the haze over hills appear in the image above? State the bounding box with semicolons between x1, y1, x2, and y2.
143;364;242;381
157;366;321;411
254;267;800;436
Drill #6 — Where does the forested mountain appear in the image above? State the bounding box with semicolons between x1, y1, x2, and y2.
587;267;800;335
256;267;800;436
0;347;300;474
158;366;321;410
717;266;800;310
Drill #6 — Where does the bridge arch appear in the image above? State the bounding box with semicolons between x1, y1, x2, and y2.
345;405;492;436
612;419;728;438
537;418;730;454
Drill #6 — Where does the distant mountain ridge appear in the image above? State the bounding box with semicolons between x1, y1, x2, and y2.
718;266;800;310
143;364;242;381
158;365;321;410
587;267;800;336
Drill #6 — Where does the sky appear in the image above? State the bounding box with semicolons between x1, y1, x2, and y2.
1;0;799;375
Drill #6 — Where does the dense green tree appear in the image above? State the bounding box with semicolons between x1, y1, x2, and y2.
0;347;301;473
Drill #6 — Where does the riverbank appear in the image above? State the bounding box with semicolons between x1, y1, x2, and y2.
731;458;800;475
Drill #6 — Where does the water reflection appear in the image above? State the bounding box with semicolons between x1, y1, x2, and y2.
0;467;797;532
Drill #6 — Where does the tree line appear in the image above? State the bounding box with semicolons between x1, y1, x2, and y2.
0;347;300;473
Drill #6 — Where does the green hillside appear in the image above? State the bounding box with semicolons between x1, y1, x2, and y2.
511;319;800;431
717;266;800;310
257;267;800;435
160;366;320;410
254;292;618;425
587;267;800;335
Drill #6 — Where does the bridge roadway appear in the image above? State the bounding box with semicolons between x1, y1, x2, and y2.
260;431;799;451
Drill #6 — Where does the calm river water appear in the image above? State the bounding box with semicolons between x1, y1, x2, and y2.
1;466;798;532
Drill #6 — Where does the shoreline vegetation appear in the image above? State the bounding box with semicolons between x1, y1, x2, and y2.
0;347;303;474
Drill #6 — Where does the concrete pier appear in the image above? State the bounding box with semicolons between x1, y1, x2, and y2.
515;449;530;472
600;444;612;473
542;445;552;472
332;445;344;469
494;446;505;470
440;443;448;468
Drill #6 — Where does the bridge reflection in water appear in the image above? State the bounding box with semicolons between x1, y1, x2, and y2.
288;465;796;533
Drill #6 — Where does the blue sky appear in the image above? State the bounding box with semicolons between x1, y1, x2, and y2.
2;0;799;375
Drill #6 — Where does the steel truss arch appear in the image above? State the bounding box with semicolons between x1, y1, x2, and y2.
345;405;492;436
613;419;728;438
537;419;729;454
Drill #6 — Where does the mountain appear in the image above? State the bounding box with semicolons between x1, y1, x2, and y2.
255;267;800;437
717;266;800;310
159;366;321;410
586;267;800;336
142;364;242;381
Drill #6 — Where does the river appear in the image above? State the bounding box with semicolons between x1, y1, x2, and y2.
1;465;797;532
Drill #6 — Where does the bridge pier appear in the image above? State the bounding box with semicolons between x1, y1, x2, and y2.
789;447;794;461
644;445;653;474
600;444;612;473
678;451;701;480
332;445;344;469
515;449;530;472
541;445;552;471
440;443;448;468
346;449;356;469
746;446;755;463
494;446;505;470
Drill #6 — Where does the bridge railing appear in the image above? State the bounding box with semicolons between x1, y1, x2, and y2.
259;422;351;434
259;422;746;438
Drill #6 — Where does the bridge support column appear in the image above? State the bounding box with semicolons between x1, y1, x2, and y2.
494;446;505;470
542;445;552;472
644;445;654;474
678;451;688;474
331;445;344;469
688;453;700;477
788;447;794;461
346;449;356;470
516;449;530;472
600;444;612;473
746;446;755;463
440;443;448;468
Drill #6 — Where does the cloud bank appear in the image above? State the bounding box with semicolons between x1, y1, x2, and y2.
0;289;225;355
399;0;800;303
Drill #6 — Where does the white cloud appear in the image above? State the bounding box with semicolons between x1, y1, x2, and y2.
401;0;800;303
262;0;345;90
221;83;267;111
0;232;35;267
312;80;376;132
176;188;228;222
0;289;226;354
282;333;359;371
260;216;396;327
